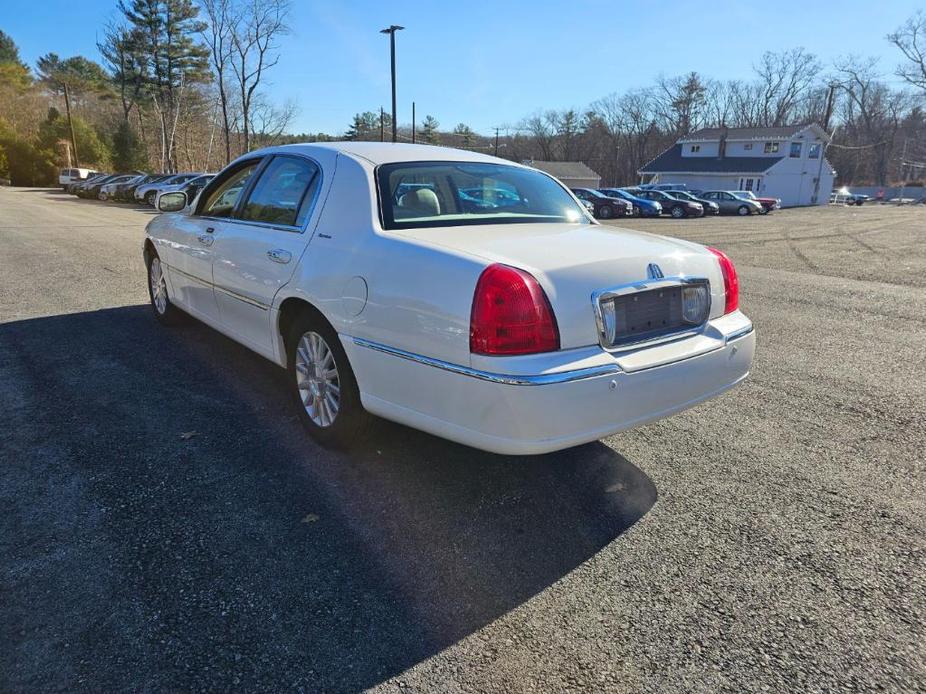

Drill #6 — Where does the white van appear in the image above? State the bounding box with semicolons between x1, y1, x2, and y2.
59;168;98;189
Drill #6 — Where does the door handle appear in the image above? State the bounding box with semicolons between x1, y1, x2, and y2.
267;249;292;264
197;234;214;246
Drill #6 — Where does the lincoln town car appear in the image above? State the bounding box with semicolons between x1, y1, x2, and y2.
144;143;755;455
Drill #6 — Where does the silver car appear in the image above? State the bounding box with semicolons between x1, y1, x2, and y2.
699;191;764;216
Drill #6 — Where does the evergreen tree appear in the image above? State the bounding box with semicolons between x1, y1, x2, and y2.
117;0;210;170
111;120;149;170
0;30;26;69
421;115;439;144
453;122;475;148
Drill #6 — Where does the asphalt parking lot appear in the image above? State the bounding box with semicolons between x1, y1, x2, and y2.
1;188;924;692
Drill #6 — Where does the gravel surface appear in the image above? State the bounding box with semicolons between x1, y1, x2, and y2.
1;188;924;692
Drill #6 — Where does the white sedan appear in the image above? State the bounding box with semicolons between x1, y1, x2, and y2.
145;143;754;455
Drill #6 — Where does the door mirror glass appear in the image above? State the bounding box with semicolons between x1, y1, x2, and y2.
158;191;188;212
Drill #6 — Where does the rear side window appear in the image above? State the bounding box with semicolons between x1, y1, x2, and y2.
240;157;321;228
200;162;260;218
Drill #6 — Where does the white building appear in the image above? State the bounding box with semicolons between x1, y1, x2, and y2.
639;124;836;207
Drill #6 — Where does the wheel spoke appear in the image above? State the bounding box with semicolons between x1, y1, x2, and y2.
294;330;341;428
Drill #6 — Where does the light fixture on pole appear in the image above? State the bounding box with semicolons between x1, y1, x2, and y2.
380;24;404;143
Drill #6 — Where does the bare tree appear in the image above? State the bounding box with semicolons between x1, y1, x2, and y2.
230;0;290;152
200;0;236;164
754;48;821;126
888;11;926;94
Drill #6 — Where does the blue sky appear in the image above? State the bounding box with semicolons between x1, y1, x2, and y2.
5;0;922;135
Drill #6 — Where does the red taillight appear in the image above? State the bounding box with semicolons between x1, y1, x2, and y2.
708;247;739;314
470;264;560;355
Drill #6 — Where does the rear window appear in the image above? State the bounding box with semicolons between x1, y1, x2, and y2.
377;161;589;230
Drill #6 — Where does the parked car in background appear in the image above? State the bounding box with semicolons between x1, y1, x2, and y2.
667;190;720;215
59;167;99;189
570;188;632;218
639;182;688;192
117;173;169;202
733;190;780;213
145;142;753;454
153;174;215;210
636;189;704;218
69;172;109;195
77;174;125;198
98;174;143;201
136;173;203;205
699;191;764;216
599;188;662;217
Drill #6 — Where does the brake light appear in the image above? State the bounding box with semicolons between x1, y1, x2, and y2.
470;264;560;355
708;247;739;314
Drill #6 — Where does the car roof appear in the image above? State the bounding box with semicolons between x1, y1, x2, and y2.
257;141;522;167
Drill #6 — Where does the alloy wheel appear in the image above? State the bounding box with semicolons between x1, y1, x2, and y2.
149;257;168;315
295;331;341;427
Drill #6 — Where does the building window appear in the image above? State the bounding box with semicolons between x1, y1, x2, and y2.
690;145;700;153
764;142;780;154
744;143;753;151
790;142;802;158
808;143;821;159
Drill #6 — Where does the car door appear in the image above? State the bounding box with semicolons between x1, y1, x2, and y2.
210;154;323;356
165;159;263;324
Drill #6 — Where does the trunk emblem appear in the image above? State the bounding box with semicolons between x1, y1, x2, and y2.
646;263;664;279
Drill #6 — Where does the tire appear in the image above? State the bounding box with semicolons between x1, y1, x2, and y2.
99;192;108;201
737;205;750;216
286;312;372;450
146;252;183;325
671;206;685;219
632;205;640;217
145;191;156;205
598;204;614;219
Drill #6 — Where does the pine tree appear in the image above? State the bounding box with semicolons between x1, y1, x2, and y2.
421;115;439;144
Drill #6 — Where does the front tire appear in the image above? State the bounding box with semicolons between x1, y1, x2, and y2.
287;313;372;449
147;253;183;325
597;205;613;219
737;205;750;216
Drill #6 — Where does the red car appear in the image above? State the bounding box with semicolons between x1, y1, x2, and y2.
734;190;780;213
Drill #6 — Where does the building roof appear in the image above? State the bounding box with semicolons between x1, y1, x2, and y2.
524;160;601;180
679;124;829;143
639;144;783;175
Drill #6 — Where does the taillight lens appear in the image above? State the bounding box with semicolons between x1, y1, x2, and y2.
470;264;560;355
708;247;739;314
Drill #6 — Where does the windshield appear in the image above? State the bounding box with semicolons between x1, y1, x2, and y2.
377;161;590;230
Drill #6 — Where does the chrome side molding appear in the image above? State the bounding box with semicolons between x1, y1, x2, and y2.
351;338;623;386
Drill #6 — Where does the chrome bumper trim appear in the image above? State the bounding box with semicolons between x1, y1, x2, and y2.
724;323;754;343
352;338;623;386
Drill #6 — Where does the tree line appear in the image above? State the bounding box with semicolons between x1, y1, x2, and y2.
2;9;925;187
0;0;293;185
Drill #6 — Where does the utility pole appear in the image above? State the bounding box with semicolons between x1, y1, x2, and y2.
494;127;500;156
412;101;416;144
63;82;80;168
380;25;404;143
380;107;385;143
899;138;908;205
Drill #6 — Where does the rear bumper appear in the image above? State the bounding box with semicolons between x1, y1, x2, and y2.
343;314;755;455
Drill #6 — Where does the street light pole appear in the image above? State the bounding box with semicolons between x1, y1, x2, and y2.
380;24;404;143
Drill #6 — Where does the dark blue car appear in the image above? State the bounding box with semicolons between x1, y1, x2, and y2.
599;188;662;217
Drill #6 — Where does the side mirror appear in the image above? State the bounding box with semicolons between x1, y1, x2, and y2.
157;191;188;212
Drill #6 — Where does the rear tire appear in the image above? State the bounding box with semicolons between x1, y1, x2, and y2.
598;205;613;219
671;206;685;219
286;312;372;450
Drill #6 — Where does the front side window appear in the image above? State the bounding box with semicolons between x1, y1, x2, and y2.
377;162;589;230
790;142;802;158
200;162;260;218
764;142;780;154
240;157;321;228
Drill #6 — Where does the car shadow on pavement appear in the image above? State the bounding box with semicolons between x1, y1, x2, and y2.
0;305;656;693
